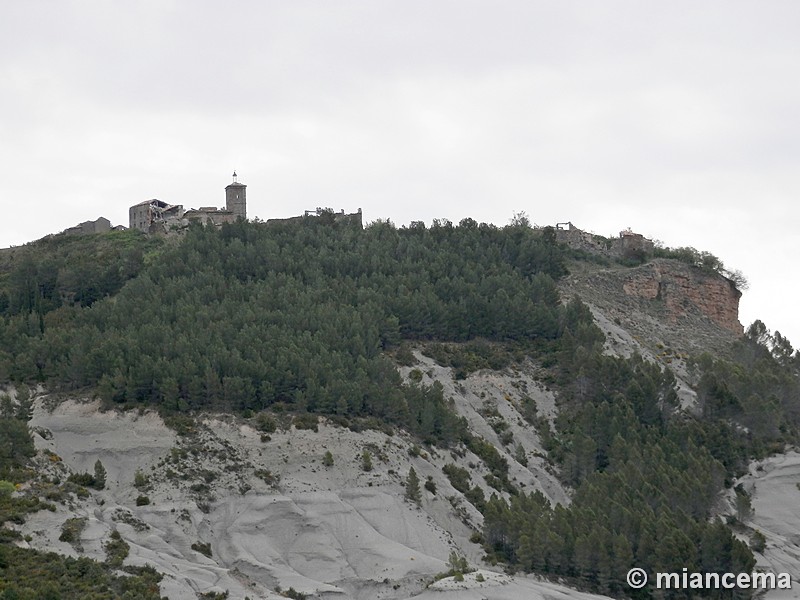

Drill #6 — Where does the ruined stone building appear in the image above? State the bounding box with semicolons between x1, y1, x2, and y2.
267;207;363;228
63;216;112;236
554;222;654;260
129;199;184;233
129;173;247;233
617;228;655;259
127;174;364;234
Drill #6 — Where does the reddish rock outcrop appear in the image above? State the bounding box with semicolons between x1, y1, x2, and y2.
622;260;743;335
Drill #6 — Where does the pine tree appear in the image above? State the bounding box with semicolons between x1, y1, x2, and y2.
14;385;32;421
405;467;421;504
447;550;469;574
734;485;753;522
361;450;373;472
93;459;107;490
610;533;634;591
514;443;528;466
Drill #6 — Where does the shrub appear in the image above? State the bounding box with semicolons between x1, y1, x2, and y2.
198;592;228;600
59;517;87;550
424;477;437;495
395;344;417;367
67;472;95;488
104;530;129;567
135;495;150;506
442;463;471;494
255;412;277;433
483;473;502;491
0;528;22;543
361;450;373;472
255;469;280;487
489;418;508;433
322;451;334;467
163;414;196;436
133;469;149;490
0;480;15;498
465;486;486;512
465;435;508;479
449;551;468;571
192;541;213;557
446;550;470;579
277;587;307;600
293;413;318;432
469;531;484;544
751;530;767;553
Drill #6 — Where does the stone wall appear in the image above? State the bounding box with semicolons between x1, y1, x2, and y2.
184;208;237;227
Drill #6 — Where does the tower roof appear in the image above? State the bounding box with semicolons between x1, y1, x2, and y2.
226;171;246;188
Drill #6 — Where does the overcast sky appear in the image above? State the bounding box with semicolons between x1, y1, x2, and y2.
2;1;799;345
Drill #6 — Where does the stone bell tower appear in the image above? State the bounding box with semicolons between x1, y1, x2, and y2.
225;172;247;220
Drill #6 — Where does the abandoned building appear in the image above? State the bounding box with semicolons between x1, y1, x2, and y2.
554;222;654;260
129;173;247;233
127;174;365;234
62;216;113;236
129;199;184;233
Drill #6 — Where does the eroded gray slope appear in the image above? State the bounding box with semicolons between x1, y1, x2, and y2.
20;365;609;600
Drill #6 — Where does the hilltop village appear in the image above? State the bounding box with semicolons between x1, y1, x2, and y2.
60;173;655;261
60;173;363;237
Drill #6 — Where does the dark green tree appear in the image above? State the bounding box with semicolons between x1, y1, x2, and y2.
405;467;421;504
93;459;107;491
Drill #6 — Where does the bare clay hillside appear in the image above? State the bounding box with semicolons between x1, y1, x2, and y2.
16;358;607;600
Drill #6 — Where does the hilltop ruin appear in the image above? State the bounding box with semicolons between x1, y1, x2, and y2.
554;221;654;261
128;173;362;234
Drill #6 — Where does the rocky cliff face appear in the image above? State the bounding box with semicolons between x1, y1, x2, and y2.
558;258;743;367
621;259;743;335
